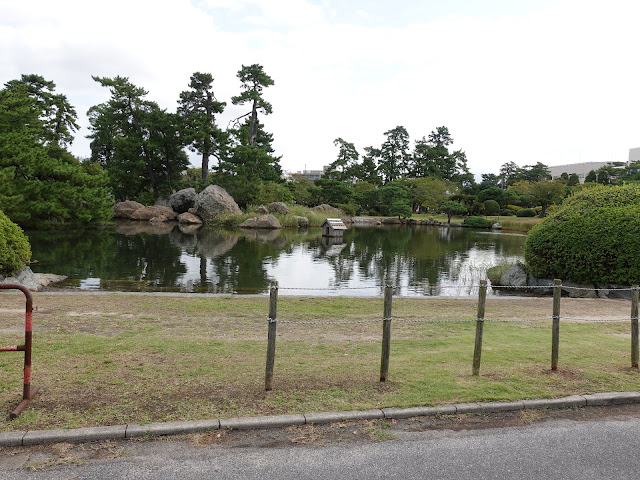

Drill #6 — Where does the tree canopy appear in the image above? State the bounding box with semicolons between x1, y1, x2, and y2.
0;75;113;228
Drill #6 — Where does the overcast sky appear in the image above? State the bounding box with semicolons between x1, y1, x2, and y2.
2;0;639;178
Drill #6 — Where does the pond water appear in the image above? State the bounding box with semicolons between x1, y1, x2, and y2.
27;221;526;296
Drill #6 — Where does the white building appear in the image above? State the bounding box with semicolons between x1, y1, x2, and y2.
548;162;613;183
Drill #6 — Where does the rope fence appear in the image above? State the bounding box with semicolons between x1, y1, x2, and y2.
261;280;640;390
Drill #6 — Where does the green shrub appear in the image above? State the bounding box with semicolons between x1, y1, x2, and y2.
506;205;522;211
0;210;31;276
483;199;500;216
463;216;492;228
524;184;640;284
516;208;536;217
499;209;516;216
336;203;358;217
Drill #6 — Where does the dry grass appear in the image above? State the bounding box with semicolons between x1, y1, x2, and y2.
0;292;637;432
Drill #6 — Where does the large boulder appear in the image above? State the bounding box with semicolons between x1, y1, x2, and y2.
312;204;343;215
267;202;290;215
194;185;242;222
114;201;145;219
500;263;528;287
129;205;176;222
169;188;197;214
239;214;281;229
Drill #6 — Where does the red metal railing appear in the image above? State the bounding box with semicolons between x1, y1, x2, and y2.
0;284;40;419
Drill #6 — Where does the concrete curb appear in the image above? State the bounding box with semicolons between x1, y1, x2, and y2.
2;391;640;447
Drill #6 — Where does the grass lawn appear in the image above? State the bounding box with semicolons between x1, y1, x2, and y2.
0;292;638;432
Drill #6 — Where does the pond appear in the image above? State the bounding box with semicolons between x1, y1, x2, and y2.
26;221;526;296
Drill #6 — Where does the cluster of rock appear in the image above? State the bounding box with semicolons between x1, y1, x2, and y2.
492;263;632;299
115;186;242;227
238;202;310;229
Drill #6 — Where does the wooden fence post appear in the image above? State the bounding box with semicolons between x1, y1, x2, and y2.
472;280;487;376
632;285;639;369
380;285;393;382
551;278;562;371
265;282;278;391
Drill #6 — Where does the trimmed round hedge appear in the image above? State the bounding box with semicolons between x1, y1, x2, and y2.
0;211;31;276
524;184;640;285
463;216;492;228
516;208;536;217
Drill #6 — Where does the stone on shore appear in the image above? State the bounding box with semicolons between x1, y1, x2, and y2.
193;185;242;222
239;214;281;229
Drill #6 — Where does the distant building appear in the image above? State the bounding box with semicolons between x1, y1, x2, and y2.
548;161;615;183
286;166;329;182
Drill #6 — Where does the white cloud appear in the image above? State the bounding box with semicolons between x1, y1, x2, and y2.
2;0;640;175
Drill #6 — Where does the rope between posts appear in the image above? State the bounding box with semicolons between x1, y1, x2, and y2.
273;318;382;325
560;316;632;322
277;286;380;290
266;317;556;325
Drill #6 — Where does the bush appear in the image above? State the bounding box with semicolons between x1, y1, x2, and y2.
516;208;536;217
506;205;522;212
336;203;358;217
463;216;492;228
483;199;500;216
0;210;31;276
499;209;516;216
524;184;640;284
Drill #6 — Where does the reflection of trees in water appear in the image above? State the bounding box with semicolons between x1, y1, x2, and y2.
27;223;525;293
28;224;187;287
28;229;116;279
206;229;301;292
313;226;526;294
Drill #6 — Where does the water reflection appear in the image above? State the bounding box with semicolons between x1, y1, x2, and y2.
27;222;525;296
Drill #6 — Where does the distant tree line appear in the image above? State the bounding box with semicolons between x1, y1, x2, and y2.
2;67;640;229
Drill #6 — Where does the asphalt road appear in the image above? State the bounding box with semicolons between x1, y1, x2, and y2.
3;408;640;479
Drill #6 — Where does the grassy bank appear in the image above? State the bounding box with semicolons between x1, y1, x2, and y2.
0;293;637;432
411;214;542;232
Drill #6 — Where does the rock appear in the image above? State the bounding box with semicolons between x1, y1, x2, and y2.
381;217;402;224
114;200;145;219
528;276;554;294
351;217;381;226
194;185;242;222
595;285;632;300
491;223;502;230
292;215;309;227
449;222;463;227
130;205;177;222
0;268;66;291
562;281;598;298
239;214;281;229
500;263;528;287
177;212;203;225
169;188;197;214
115;220;174;235
312;204;343;215
267;202;290;215
36;273;68;288
253;205;269;215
